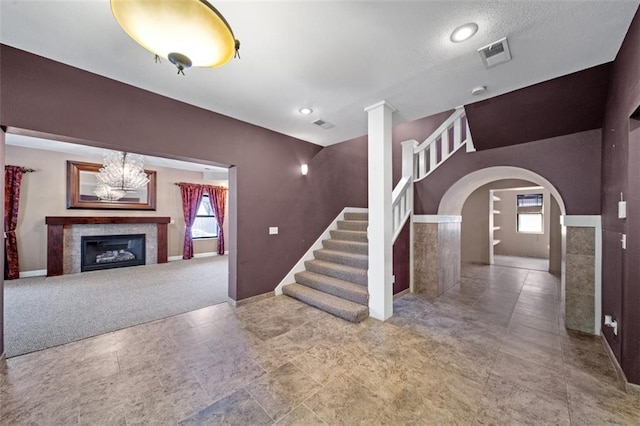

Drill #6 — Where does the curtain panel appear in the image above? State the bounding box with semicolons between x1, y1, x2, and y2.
4;165;25;280
178;183;205;259
204;185;227;255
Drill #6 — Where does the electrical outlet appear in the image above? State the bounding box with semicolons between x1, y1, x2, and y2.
269;227;278;235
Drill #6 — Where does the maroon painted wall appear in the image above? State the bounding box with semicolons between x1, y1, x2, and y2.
0;45;344;302
466;63;611;151
413;129;602;215
601;6;640;384
0;129;4;358
393;221;410;295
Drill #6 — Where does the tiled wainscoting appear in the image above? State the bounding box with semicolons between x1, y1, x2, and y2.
413;215;461;299
562;216;601;336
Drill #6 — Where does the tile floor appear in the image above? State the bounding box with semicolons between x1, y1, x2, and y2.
492;255;549;272
1;264;639;425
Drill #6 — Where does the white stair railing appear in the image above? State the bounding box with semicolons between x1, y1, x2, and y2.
391;107;474;241
391;176;412;242
413;107;474;182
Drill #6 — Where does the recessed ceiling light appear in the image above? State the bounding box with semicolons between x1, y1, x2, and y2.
299;107;313;115
471;86;487;95
450;23;479;43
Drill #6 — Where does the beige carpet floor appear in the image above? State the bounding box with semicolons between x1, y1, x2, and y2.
4;256;228;357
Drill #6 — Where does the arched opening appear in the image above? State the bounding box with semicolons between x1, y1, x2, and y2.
438;166;567;216
438;166;568;313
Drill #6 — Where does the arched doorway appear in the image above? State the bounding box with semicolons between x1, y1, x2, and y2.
437;166;568;317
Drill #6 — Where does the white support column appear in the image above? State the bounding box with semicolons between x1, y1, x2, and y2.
365;100;395;321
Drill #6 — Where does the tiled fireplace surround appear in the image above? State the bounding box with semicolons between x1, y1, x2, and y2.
45;217;170;277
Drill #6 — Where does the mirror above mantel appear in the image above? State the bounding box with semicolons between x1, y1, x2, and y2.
67;160;157;210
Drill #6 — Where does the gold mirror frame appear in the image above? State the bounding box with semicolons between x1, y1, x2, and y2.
67;161;157;210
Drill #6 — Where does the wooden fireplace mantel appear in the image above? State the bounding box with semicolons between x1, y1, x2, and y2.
45;216;171;276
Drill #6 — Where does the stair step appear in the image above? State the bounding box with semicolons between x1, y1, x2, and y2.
322;239;368;255
283;283;369;323
330;229;368;243
305;259;367;286
314;249;368;269
344;212;368;221
337;220;368;232
294;271;368;305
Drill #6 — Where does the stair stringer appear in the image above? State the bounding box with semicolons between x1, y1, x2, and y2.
274;207;368;295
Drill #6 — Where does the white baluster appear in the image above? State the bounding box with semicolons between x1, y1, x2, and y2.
465;116;476;152
453;117;462;150
429;143;438;172
441;127;450;158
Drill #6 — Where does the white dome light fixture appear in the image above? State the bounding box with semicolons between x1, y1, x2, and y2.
299;107;313;115
450;23;479;43
471;86;487;96
111;0;240;75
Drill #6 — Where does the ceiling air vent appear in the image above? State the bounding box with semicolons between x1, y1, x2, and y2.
478;37;512;69
312;119;335;130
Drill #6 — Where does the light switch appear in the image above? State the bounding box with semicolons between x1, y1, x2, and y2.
618;201;627;219
269;227;278;235
622;234;627;250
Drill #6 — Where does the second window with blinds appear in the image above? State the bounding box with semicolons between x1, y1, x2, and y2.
516;193;544;233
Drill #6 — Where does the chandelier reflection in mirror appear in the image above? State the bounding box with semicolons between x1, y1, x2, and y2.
93;183;126;202
94;152;150;202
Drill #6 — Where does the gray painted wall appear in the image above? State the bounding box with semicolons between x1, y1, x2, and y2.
494;188;550;259
461;179;534;264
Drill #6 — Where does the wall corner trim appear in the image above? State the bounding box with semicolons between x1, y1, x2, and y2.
561;214;602;335
413;215;462;223
274;207;368;295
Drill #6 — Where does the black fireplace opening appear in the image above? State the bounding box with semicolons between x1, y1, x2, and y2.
81;234;146;272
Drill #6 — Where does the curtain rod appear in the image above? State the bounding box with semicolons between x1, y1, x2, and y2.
21;167;35;173
174;182;228;189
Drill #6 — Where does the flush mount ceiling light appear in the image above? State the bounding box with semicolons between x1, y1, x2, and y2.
471;86;487;95
299;107;313;115
110;0;240;74
450;23;479;43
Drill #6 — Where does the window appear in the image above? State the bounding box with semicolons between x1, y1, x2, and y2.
192;195;218;239
517;193;543;233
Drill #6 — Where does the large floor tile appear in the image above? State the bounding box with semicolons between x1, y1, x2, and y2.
244;362;321;421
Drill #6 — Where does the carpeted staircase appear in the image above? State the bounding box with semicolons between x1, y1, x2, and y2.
283;212;369;322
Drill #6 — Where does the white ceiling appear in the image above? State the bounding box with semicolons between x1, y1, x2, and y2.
1;1;638;147
5;134;229;174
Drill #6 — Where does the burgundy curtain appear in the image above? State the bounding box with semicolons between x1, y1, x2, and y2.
5;166;25;280
178;183;205;259
205;186;227;255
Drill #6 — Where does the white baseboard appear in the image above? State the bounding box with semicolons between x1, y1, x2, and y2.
19;269;47;278
169;251;226;262
274;207;368;295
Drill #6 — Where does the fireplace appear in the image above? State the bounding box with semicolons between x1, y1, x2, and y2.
81;234;146;272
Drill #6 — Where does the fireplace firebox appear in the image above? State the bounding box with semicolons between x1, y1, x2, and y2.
81;234;146;272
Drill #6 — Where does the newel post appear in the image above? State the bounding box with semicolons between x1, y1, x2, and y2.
365;101;396;321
